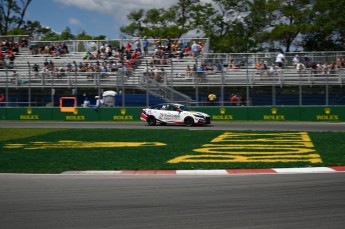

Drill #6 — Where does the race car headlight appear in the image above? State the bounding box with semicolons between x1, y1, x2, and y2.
194;114;205;118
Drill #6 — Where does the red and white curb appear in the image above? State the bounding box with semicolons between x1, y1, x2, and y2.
63;166;345;175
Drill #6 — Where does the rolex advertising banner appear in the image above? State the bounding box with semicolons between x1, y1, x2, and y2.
52;108;99;121
247;107;301;121
299;106;343;121
4;108;52;120
0;106;344;121
195;107;248;121
98;108;139;121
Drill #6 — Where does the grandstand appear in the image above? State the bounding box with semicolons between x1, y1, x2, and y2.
1;38;345;107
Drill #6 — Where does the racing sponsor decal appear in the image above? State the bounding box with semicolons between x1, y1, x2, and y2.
212;108;234;120
113;108;133;121
316;108;339;121
20;108;40;120
160;112;180;120
263;108;285;120
168;132;322;164
65;109;86;121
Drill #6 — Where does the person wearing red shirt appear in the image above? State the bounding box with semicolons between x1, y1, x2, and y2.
0;93;5;106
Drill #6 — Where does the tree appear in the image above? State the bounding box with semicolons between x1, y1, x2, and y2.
0;0;32;35
40;29;60;41
206;0;252;52
301;0;345;51
21;20;44;37
120;0;209;39
120;9;145;37
60;27;75;40
244;0;278;51
245;0;313;52
120;7;188;39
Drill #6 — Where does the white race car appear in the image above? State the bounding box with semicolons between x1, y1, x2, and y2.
140;103;211;126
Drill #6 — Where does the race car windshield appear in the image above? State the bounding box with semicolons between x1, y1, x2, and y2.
179;105;192;111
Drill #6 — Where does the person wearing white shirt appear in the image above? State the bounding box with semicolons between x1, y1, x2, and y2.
275;51;285;68
292;54;300;68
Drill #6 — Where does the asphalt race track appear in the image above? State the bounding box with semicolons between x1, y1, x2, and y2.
1;121;345;228
2;120;345;131
1;173;344;229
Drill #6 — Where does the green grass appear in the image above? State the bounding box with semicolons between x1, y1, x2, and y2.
0;128;344;173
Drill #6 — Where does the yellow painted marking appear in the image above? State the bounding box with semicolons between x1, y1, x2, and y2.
168;154;322;164
3;140;166;150
193;147;315;154
168;131;322;164
3;144;26;149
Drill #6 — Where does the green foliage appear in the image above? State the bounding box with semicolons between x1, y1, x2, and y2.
306;0;345;50
75;31;92;40
41;30;60;41
7;27;25;35
21;20;43;36
1;0;345;52
0;0;32;35
302;32;345;51
60;27;75;40
94;35;107;40
120;0;209;39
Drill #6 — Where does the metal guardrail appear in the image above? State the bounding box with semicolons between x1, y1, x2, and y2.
138;76;193;104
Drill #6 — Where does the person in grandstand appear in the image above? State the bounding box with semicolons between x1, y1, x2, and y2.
143;38;149;56
275;51;285;68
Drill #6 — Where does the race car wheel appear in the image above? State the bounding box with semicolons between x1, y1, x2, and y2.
184;116;194;127
147;116;157;126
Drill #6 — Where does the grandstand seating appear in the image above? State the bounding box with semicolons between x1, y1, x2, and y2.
1;45;345;106
2;46;344;89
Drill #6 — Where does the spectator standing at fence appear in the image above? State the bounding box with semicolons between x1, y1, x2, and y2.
275;51;285;68
230;94;238;106
125;41;132;52
0;93;5;106
292;55;300;68
194;65;206;83
0;51;5;69
167;36;173;56
143;38;149;56
134;39;141;53
191;41;199;58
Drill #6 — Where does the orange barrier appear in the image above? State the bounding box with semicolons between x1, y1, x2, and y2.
60;97;77;112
